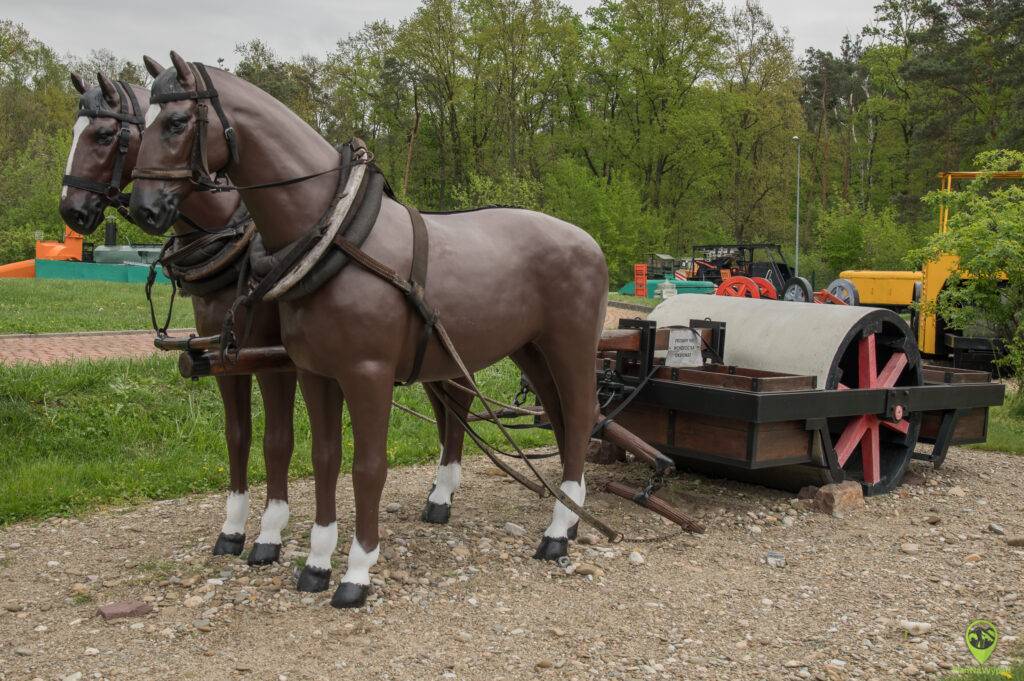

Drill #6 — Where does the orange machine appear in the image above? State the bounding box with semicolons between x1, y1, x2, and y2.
0;227;84;278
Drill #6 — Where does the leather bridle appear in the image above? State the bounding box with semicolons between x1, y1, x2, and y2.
132;61;344;194
62;80;145;219
132;62;239;192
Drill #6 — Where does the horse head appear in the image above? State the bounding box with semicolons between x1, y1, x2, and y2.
130;51;237;234
59;71;148;234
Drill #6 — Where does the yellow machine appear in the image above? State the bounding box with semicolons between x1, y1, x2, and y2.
841;170;1022;358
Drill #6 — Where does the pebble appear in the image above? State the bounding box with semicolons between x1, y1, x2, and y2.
385;502;401;513
183;596;204;608
451;545;470;560
899;620;932;635
14;646;33;656
628;551;645;565
62;674;83;681
922;662;939;673
575;563;605;577
988;522;1005;535
947;486;966;497
903;664;919;676
766;552;786;568
1006;536;1024;547
503;522;526;537
4;601;25;612
578;533;601;545
536;659;553;669
900;543;920;555
193;619;212;632
456;630;472;642
964;553;982;562
84;647;99;656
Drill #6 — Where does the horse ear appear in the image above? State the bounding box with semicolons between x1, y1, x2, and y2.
169;51;195;89
96;72;119;108
143;55;165;78
70;72;88;94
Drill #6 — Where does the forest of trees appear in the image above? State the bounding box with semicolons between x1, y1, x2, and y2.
1;0;1022;286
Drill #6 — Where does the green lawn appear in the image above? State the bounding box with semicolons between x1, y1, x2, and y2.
0;278;191;334
0;356;552;525
977;397;1024;455
608;292;657;308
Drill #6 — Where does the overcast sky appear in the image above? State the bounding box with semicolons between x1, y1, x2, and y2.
5;0;877;68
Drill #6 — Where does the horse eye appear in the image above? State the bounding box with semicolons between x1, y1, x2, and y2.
95;128;115;144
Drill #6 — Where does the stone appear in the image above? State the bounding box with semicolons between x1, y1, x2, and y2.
452;545;471;560
578;533;601;545
797;486;819;500
193;619;212;632
4;601;25;612
766;552;786;568
535;659;554;669
1005;536;1024;547
988;523;1005;536
83;647;99;656
62;674;83;681
964;553;982;562
385;502;401;513
456;630;472;642
628;551;645;565
922;662;939;674
899;620;932;636
14;646;33;656
503;522;526;538
812;481;864;516
900;543;920;555
947;486;966;498
97;601;153;621
575;564;605;577
924;516;941;525
183;596;204;608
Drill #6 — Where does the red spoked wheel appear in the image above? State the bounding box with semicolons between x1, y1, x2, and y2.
828;327;921;493
716;276;761;298
750;277;778;300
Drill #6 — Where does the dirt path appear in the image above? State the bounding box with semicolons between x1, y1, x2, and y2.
1;448;1020;681
0;329;194;366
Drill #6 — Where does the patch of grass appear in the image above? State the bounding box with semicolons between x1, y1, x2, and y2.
0;278;191;334
0;355;553;525
608;292;657;308
977;396;1024;455
940;664;1023;680
71;593;94;605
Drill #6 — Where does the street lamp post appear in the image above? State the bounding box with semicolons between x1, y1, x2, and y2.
793;135;801;277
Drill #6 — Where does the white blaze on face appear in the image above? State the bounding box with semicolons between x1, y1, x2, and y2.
61;116;89;199
145;103;161;127
254;499;290;545
340;537;380;586
427;460;461;506
306;522;338;571
543;476;586;539
220;490;250;536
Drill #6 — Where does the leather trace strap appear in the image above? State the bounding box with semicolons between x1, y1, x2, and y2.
62;80;144;219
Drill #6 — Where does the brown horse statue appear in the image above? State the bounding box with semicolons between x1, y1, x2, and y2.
58;66;302;566
129;52;608;609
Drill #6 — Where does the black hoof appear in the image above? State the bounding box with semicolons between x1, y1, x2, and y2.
567;522;579;541
296;565;332;593
533;536;569;561
330;581;370;609
421;500;451;524
213;532;245;556
247;542;281;566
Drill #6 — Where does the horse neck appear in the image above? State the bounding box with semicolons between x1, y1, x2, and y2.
214;70;339;252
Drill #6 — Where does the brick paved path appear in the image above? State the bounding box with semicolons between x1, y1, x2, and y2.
0;304;645;366
0;329;194;365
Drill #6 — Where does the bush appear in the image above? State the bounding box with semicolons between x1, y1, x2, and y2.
814;200;915;280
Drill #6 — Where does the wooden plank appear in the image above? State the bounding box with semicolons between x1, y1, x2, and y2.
922;364;991;384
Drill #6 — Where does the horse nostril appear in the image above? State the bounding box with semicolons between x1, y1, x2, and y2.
68;208;88;227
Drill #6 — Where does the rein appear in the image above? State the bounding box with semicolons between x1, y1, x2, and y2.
62;80;144;221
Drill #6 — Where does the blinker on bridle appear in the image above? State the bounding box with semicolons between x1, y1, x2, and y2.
133;61;350;194
62;80;145;218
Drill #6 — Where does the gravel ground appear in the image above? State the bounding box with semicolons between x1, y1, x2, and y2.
0;447;1021;681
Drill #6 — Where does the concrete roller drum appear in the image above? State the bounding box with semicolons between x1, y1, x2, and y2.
649;295;923;494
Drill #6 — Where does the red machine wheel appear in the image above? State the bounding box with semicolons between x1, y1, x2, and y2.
716;276;761;298
750;277;778;299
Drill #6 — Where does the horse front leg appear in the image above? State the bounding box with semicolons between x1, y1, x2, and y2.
295;371;343;593
212;374;253;556
331;367;393;609
247;371;298;566
420;377;473;524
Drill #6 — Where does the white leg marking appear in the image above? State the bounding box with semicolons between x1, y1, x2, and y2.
145;103;161;127
61;116;89;199
306;522;338;571
221;491;250;536
544;476;586;539
340;537;380;586
254;499;289;545
428;460;461;505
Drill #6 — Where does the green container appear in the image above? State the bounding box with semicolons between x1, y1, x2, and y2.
35;259;170;284
618;279;715;298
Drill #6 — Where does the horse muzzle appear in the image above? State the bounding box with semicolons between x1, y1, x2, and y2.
129;186;180;235
59;192;104;235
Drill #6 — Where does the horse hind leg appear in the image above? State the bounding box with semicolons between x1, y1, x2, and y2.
295;372;343;593
212;374;253;557
247;371;297;566
420;378;473;525
525;337;598;561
